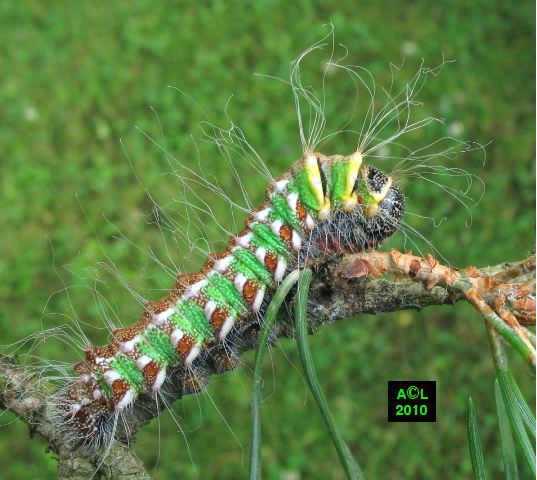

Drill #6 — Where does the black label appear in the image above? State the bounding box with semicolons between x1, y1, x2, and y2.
387;381;436;422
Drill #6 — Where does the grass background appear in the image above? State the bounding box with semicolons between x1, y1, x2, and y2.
0;1;535;479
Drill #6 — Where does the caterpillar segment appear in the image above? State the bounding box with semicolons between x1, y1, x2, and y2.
62;152;405;441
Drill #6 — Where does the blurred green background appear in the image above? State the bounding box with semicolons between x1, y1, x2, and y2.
0;1;535;479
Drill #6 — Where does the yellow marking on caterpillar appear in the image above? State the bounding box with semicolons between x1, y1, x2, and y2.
304;153;331;220
343;151;363;211
371;176;392;202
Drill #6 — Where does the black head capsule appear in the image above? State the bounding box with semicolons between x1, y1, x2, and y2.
363;183;405;246
379;184;405;223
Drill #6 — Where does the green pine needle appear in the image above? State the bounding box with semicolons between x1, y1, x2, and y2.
249;269;364;480
487;325;536;477
249;269;301;480
293;269;364;480
495;380;519;480
496;370;536;477
467;396;488;480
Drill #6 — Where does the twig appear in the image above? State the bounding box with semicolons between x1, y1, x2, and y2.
0;250;534;478
334;250;535;365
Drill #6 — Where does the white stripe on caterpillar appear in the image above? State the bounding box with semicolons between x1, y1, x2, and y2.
219;316;235;340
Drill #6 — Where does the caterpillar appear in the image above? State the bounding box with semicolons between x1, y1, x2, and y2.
57;152;404;446
6;28;485;474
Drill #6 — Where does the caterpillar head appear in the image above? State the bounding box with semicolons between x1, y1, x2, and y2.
358;165;405;245
298;153;405;252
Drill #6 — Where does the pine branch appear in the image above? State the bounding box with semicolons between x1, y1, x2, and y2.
0;250;534;479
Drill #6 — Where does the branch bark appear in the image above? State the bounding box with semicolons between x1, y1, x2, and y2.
1;250;534;478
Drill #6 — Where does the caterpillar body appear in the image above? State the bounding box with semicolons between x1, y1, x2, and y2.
8;29;485;474
60;151;405;444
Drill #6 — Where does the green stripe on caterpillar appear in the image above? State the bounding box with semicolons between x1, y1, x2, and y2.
60;152;404;442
